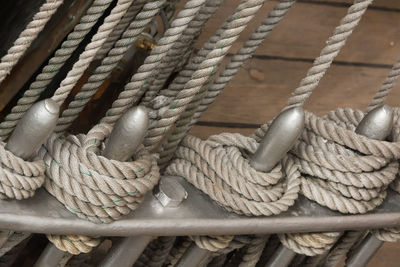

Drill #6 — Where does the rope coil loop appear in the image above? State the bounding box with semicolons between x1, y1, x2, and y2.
46;234;100;255
39;123;159;224
166;132;301;216
0;142;45;200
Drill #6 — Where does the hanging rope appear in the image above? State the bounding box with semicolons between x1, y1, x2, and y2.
0;0;64;85
0;0;114;141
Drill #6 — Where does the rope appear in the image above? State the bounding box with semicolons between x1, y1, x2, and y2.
95;0;147;61
157;0;296;167
94;0;209;128
47;234;100;255
0;0;114;141
145;0;267;150
40;123;159;223
191;235;234;252
0;0;64;85
238;235;268;267
279;232;341;257
50;0;135;106
285;0;372;109
0;141;45;200
166;134;300;216
55;0;166;133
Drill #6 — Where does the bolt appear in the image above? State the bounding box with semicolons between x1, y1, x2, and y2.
154;176;188;207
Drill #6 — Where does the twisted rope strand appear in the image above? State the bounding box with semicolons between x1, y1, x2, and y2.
145;0;267;150
286;0;373;109
50;0;135;106
55;0;165;133
0;0;114;141
0;0;64;85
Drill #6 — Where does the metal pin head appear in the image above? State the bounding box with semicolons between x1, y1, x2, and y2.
356;105;393;141
250;107;305;172
6;99;60;160
102;106;149;161
154;176;188;207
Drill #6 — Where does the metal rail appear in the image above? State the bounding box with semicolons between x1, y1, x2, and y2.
0;176;399;237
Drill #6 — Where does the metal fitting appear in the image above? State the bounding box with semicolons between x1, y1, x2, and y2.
136;34;157;51
356;104;393;140
154;176;188;207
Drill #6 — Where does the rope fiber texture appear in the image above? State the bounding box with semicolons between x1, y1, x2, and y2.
0;0;64;85
0;0;114;141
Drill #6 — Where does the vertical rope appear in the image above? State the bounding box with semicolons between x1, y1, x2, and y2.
0;0;114;141
158;0;296;167
50;0;135;106
145;0;267;150
0;0;64;85
89;0;208;130
367;57;400;112
55;0;165;134
285;0;373;109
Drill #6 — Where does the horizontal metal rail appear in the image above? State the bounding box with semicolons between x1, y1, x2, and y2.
0;176;399;236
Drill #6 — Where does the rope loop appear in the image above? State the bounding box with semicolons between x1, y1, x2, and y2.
279;232;341;256
373;228;400;243
39;124;160;224
191;235;234;252
47;234;100;255
166;132;301;216
254;108;400;214
0;142;45;200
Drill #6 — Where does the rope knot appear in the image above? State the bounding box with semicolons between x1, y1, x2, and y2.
166;132;301;216
0;141;45;200
39;123;160;224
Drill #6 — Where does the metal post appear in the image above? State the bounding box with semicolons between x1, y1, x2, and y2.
346;235;383;267
177;107;305;267
267;105;393;267
35;106;148;267
2;99;60;267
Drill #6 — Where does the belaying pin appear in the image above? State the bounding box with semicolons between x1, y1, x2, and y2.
102;106;149;161
35;106;149;267
345;105;393;267
177;108;305;267
6;99;60;160
250;107;305;172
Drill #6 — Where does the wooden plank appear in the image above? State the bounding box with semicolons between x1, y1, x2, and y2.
194;58;399;127
195;1;400;65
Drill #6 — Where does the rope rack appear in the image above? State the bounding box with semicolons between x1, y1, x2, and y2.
0;0;399;266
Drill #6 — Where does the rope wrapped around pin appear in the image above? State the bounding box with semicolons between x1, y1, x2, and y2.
278;232;341;257
40;122;159;224
0;99;60;200
255;108;400;214
166;133;301;216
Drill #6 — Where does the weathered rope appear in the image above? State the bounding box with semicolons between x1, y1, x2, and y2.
40;123;159;224
237;235;269;267
0;141;45;200
0;0;64;85
286;0;373;109
95;0;147;61
279;232;341;256
55;0;166;133
50;0;135;106
166;134;300;216
46;234;100;255
157;0;296;167
94;0;209;128
0;0;114;140
145;0;267;150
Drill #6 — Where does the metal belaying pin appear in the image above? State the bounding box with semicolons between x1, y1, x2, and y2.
176;107;305;267
102;106;149;161
35;106;149;267
266;105;393;267
5;99;60;160
343;105;393;267
1;99;59;253
250;107;305;172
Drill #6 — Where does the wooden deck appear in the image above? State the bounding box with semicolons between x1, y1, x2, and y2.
187;0;400;266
